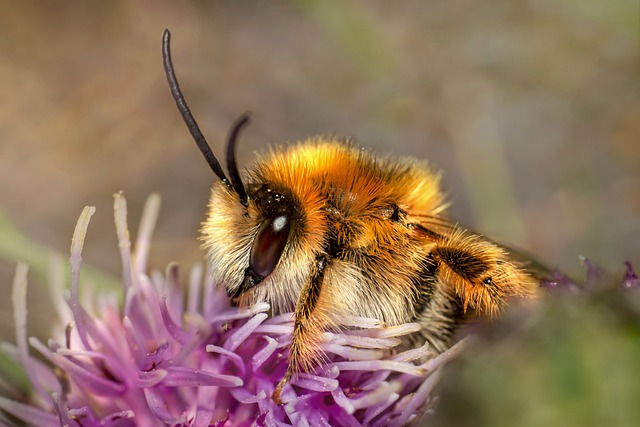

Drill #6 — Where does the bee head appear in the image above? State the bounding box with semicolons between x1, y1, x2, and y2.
162;29;296;305
231;184;294;298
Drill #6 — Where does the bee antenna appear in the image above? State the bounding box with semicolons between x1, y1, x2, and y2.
161;29;231;188
226;113;250;207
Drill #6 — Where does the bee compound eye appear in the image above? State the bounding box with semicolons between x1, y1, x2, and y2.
249;214;291;278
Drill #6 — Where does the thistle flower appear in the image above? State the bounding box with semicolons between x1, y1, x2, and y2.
0;193;465;426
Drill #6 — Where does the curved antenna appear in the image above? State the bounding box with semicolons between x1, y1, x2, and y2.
226;114;251;206
161;29;231;188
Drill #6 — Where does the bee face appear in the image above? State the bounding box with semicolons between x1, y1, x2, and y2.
161;30;539;402
202;178;311;315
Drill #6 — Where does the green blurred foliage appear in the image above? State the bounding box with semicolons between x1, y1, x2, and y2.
0;209;118;291
434;282;640;427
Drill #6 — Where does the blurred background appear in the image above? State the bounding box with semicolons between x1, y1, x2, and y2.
0;1;638;342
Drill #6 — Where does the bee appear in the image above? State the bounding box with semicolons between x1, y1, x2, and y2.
161;30;539;402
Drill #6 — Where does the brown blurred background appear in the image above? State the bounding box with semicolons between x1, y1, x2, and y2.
0;1;638;341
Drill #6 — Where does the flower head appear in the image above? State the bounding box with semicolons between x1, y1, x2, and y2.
0;193;463;426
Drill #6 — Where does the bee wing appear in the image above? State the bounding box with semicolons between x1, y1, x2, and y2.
413;216;553;283
488;241;555;283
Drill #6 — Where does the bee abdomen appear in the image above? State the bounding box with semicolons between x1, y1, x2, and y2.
408;257;465;353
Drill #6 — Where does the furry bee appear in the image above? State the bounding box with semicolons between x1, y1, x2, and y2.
161;30;539;401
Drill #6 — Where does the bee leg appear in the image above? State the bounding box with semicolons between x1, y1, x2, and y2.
273;255;329;404
429;230;536;316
